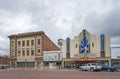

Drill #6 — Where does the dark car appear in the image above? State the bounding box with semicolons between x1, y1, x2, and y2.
102;66;118;72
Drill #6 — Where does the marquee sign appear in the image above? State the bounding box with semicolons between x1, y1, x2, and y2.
74;53;96;58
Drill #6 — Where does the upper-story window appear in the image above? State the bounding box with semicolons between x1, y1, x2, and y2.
38;39;41;45
31;40;34;46
38;48;41;53
92;42;94;47
18;50;21;56
31;49;34;56
18;41;21;46
22;41;25;46
27;49;29;56
11;41;14;47
27;40;29;46
76;44;77;48
22;50;25;56
11;49;15;56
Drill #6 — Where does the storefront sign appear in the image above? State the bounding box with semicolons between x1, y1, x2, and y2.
17;59;25;62
43;51;62;61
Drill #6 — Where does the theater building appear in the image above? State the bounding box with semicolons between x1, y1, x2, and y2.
8;31;59;68
61;29;111;68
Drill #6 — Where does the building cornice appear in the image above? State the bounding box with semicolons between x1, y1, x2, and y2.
8;31;45;38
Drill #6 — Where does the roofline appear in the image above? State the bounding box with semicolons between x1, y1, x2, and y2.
111;45;120;48
43;51;61;53
8;31;45;38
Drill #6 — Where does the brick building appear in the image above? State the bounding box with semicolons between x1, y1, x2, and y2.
8;31;59;68
0;56;10;66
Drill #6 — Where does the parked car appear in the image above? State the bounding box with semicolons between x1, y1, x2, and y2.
79;63;102;71
0;64;8;69
102;66;118;72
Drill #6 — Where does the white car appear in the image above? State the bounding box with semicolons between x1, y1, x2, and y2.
79;63;102;71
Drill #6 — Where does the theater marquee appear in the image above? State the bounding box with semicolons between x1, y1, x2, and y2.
74;53;96;58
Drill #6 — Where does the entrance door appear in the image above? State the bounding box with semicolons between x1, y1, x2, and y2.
11;62;15;68
37;62;41;68
49;62;56;69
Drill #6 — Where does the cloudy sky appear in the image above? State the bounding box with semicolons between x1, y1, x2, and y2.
0;0;120;55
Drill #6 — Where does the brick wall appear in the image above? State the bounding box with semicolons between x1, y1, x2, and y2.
42;34;59;51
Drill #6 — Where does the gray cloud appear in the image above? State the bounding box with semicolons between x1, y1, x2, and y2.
0;0;120;55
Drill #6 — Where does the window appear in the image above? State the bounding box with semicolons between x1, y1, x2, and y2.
27;40;29;46
11;41;14;47
27;50;29;56
31;49;34;56
11;50;15;56
66;38;70;53
38;48;41;53
22;50;25;56
22;41;25;46
66;37;70;58
88;64;90;66
76;44;77;48
18;50;21;56
92;42;94;47
88;44;90;53
92;63;96;66
18;41;21;46
38;39;41;45
31;40;34;46
85;64;87;66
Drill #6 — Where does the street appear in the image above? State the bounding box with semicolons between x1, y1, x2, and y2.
0;68;120;79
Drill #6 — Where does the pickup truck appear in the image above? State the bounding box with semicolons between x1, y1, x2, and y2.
79;63;102;71
102;66;118;72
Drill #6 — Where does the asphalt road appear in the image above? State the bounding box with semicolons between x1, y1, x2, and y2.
0;68;120;79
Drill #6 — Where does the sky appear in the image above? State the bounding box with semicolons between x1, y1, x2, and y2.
0;0;120;55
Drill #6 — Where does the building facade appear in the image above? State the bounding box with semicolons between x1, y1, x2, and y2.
111;46;120;68
0;56;10;66
61;29;111;68
43;51;62;69
8;31;59;68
